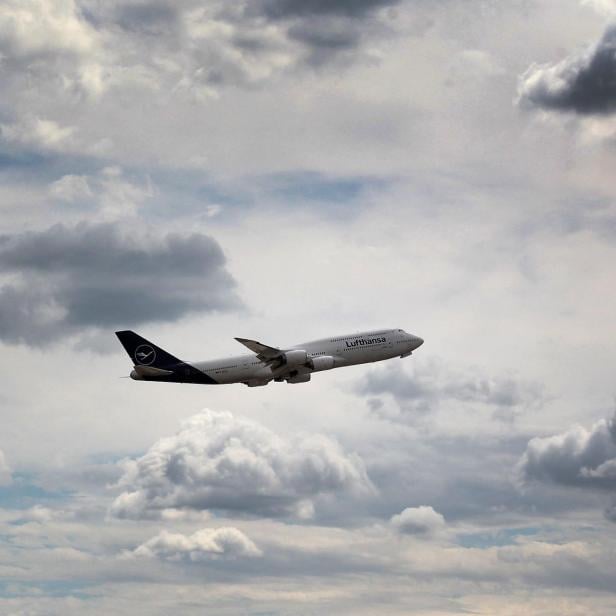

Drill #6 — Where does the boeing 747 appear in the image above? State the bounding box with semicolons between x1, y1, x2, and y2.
116;328;424;387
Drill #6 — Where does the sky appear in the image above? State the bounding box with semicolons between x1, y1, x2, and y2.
1;0;616;614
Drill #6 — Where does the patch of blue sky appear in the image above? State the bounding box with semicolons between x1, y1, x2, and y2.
131;166;252;222
0;579;95;600
266;171;388;206
135;168;391;222
0;148;101;184
0;149;48;171
0;473;73;510
455;526;542;549
86;451;136;465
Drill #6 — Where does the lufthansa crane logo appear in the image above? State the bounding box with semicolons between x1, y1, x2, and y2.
134;344;156;366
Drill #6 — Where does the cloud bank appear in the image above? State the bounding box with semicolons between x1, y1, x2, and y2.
0;0;399;111
0;222;240;346
357;360;543;420
111;409;372;520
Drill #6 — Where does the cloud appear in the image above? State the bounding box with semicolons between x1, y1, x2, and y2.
518;24;616;115
390;505;445;536
357;360;544;421
48;167;152;221
582;0;616;18
0;0;397;111
132;527;262;561
49;174;94;203
0;116;76;152
256;0;398;19
0;222;240;346
517;414;616;490
110;0;183;34
0;0;105;99
110;409;372;520
0;0;98;60
286;17;363;61
14;505;64;524
605;499;616;522
250;0;396;67
0;449;11;486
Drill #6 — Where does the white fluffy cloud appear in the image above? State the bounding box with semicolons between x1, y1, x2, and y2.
49;174;93;203
0;116;77;152
111;409;372;520
0;0;97;59
0;0;106;100
390;505;445;536
132;526;262;561
582;0;616;17
48;166;153;220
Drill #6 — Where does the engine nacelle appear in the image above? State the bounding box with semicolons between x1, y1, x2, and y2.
245;379;270;387
283;349;308;368
309;355;335;372
286;373;311;384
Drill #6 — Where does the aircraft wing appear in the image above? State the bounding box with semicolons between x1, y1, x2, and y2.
234;337;282;361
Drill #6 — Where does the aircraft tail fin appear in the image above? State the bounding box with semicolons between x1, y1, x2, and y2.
115;330;182;369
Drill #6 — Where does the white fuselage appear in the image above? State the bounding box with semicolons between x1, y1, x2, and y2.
189;328;423;386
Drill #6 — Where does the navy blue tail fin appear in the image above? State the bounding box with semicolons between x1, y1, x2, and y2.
115;330;181;368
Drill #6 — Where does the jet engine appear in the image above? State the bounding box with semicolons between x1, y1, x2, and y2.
286;373;311;384
308;355;335;371
282;349;308;368
245;378;270;387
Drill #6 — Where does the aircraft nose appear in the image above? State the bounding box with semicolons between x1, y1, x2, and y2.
414;336;424;348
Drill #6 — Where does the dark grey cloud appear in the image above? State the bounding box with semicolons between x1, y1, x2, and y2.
94;0;396;89
110;409;373;520
256;0;398;20
518;24;616;115
287;17;362;51
240;0;400;69
112;0;181;34
0;222;240;346
605;499;616;523
356;360;544;421
517;414;616;490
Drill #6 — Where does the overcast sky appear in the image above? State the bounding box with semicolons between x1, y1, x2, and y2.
1;1;616;614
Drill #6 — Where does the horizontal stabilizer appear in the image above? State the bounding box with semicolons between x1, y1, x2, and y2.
234;337;281;360
133;365;175;378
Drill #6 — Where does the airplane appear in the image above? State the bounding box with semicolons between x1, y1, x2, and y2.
115;328;424;387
